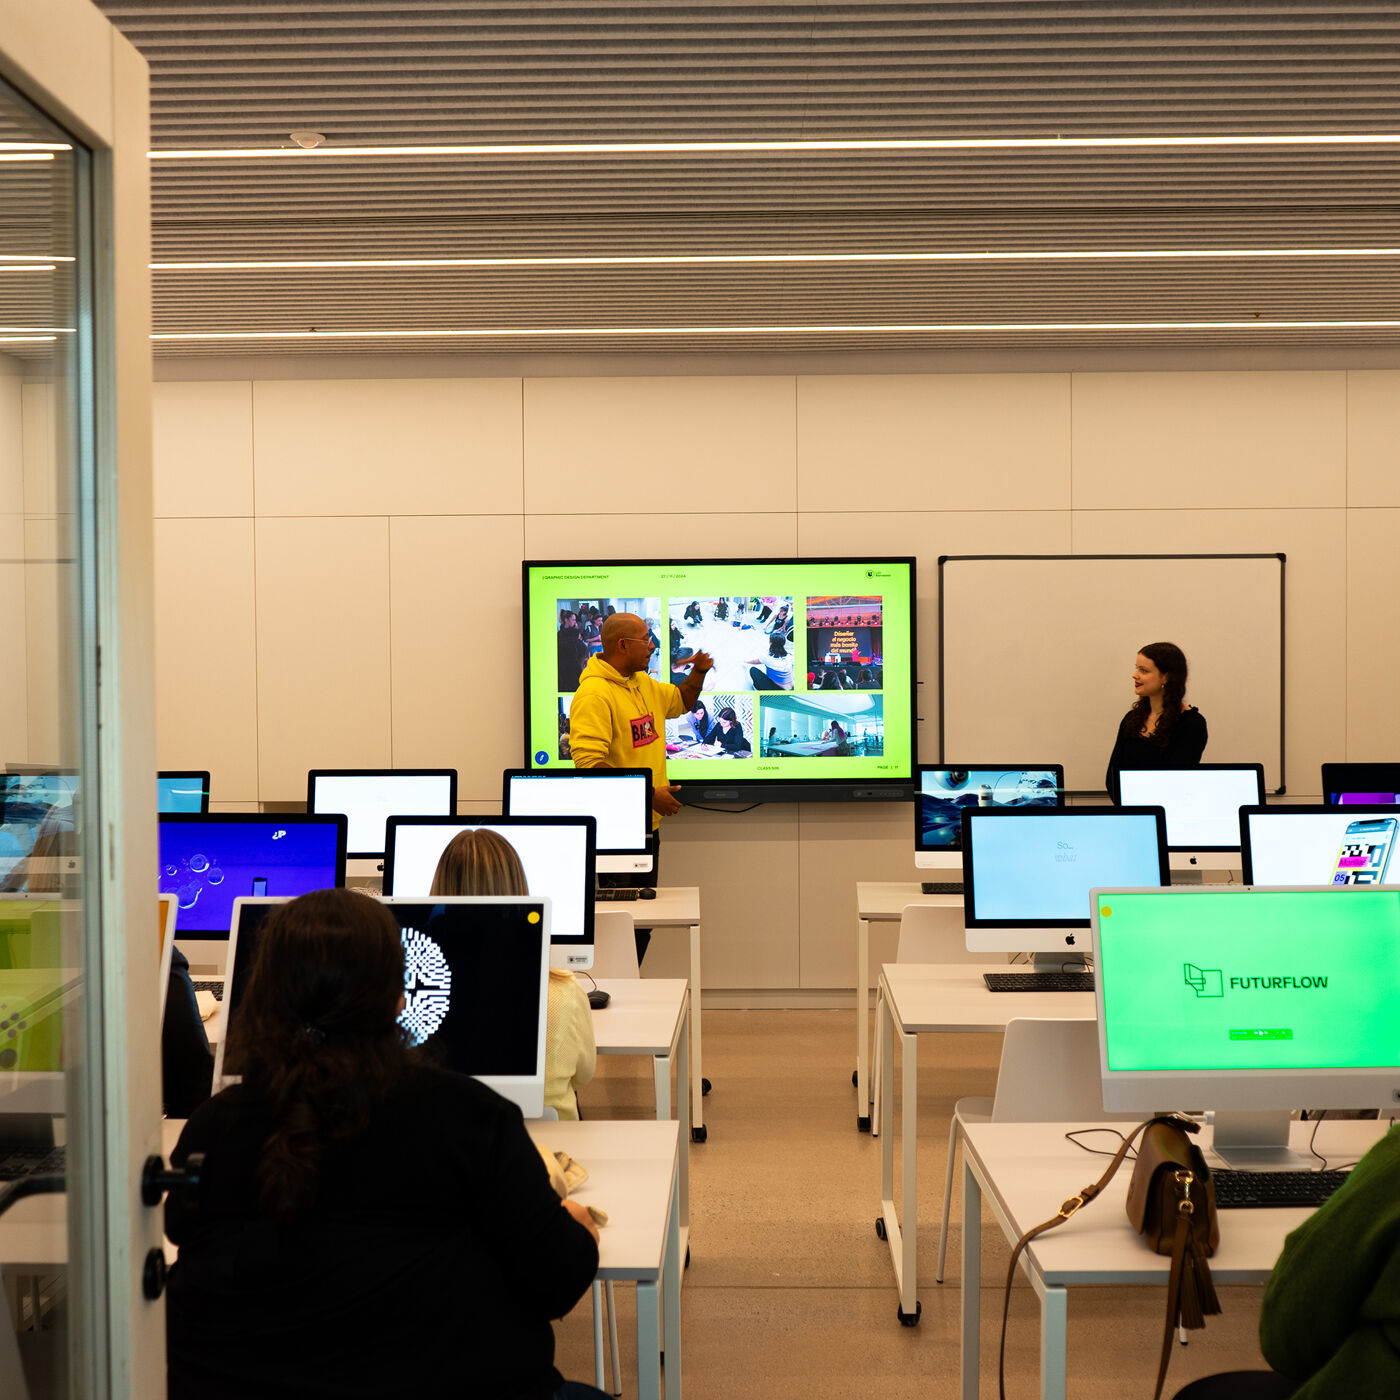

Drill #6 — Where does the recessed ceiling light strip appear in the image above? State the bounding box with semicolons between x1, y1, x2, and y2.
147;133;1400;161
0;265;57;274
151;319;1400;342
148;247;1400;271
0;255;74;263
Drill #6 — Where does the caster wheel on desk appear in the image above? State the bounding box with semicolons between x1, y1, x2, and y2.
874;1217;887;1241
691;1125;707;1143
857;1115;871;1133
702;1077;711;1096
851;1069;858;1087
897;1302;921;1327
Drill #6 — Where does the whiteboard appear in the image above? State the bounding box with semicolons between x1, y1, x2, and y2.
938;555;1285;793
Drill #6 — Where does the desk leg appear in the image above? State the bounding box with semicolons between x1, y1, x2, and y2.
855;915;871;1130
899;1025;919;1323
688;923;706;1143
1041;1287;1068;1400
961;1157;982;1400
636;1280;661;1400
676;997;690;1244
663;1158;683;1399
877;990;921;1325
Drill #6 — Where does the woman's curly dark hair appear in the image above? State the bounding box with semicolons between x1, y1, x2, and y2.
224;889;409;1224
1123;641;1190;749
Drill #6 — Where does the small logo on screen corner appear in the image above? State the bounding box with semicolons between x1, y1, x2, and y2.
534;750;549;765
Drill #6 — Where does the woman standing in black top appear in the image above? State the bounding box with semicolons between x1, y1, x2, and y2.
1105;641;1209;803
165;889;602;1400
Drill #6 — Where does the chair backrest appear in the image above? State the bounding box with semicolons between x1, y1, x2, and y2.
590;908;640;979
896;903;987;964
990;1017;1138;1122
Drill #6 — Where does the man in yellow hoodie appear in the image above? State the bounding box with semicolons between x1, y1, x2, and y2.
569;611;714;824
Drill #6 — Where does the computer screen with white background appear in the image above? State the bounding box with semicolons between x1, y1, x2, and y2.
383;815;594;971
1242;805;1400;887
1116;764;1264;852
307;769;458;859
1092;886;1400;1165
503;768;651;874
963;807;1168;959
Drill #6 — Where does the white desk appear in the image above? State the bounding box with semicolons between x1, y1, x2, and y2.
854;881;962;1130
603;887;707;1142
959;1117;1388;1400
877;962;1094;1323
591;977;691;1264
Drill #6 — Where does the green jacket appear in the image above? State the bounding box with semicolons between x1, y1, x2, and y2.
1260;1126;1400;1397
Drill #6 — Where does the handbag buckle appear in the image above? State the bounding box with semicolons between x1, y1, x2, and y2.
1056;1194;1086;1220
1175;1169;1196;1215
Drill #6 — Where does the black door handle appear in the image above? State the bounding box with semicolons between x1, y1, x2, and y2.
140;1152;204;1208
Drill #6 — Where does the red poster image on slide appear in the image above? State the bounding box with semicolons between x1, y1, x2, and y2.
630;713;657;748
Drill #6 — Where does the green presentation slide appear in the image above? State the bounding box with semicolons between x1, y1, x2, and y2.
1096;890;1400;1071
525;559;914;782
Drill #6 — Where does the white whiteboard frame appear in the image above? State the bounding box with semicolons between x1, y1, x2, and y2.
937;554;1286;794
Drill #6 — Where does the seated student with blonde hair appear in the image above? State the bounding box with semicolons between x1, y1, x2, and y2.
431;828;596;1121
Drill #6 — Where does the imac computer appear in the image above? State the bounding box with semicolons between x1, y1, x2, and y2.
158;812;347;969
962;806;1169;968
914;766;1063;885
1092;886;1400;1167
1241;805;1400;887
158;771;210;814
383;815;595;972
0;772;80;894
1321;763;1400;807
1116;764;1265;879
214;895;550;1118
307;769;458;879
503;768;653;876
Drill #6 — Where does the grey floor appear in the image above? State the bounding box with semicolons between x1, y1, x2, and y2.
555;1009;1274;1399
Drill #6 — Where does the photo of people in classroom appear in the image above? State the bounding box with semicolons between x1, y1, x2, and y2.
757;694;883;758
556;597;661;690
664;693;755;759
669;595;795;693
804;596;882;692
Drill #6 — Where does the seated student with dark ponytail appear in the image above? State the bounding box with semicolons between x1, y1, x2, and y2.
164;888;604;1400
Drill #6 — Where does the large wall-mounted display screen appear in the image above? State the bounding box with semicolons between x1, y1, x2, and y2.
523;558;916;799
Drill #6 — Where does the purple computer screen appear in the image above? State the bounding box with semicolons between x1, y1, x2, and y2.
1335;792;1400;806
159;819;343;934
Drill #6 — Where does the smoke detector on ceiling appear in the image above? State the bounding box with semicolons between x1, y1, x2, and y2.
289;131;325;150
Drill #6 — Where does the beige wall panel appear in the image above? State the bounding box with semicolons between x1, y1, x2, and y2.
1071;371;1346;510
796;374;1071;513
1346;372;1400;507
656;805;800;989
210;800;259;813
253;378;523;516
153;381;253;518
525;511;798;560
524;376;797;516
1346;510;1400;757
20;381;56;516
796;802;915;989
1071;509;1345;798
389;515;526;802
0;373;21;514
0;523;26;763
153;518;259;802
797;510;1072;743
255;517;392;799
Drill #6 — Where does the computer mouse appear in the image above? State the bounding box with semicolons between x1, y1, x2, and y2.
587;988;611;1010
638;887;657;900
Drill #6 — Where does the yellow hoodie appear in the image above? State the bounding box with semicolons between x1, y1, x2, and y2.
569;654;686;829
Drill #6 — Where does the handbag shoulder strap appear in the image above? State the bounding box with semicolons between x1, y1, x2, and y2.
997;1120;1152;1400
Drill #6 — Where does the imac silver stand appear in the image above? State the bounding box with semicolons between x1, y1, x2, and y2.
1207;1109;1310;1170
1031;949;1090;972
